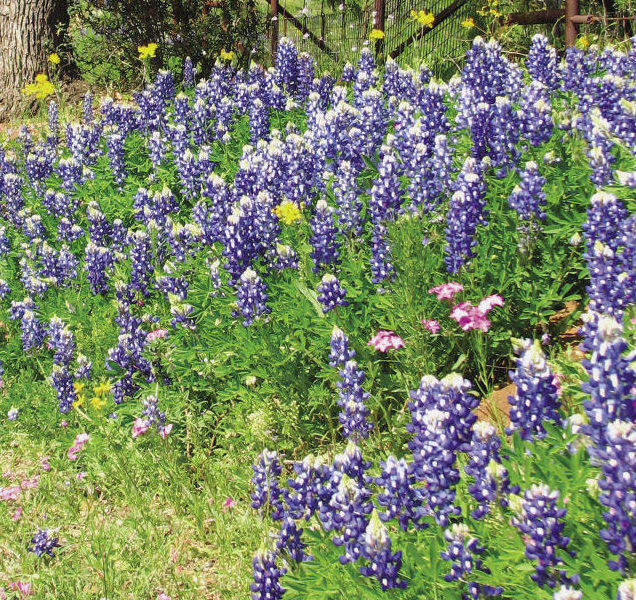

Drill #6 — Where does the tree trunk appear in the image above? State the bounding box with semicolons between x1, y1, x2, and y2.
0;0;68;121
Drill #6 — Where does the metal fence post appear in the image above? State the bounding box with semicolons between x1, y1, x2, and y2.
565;0;579;46
374;0;386;62
271;0;279;62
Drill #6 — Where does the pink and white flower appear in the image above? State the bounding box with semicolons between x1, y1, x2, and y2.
368;330;405;352
428;281;464;301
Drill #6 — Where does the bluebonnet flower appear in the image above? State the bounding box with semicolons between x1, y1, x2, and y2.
319;472;373;564
309;199;340;272
48;100;59;143
183;56;195;87
368;224;393;291
173;92;191;128
235;267;270;326
526;34;560;90
105;127;126;186
376;455;425;531
509;161;547;221
519;82;553;146
581;316;635;449
441;523;503;599
336;360;372;441
51;365;77;413
276;517;312;562
465;421;518;519
155;69;176;104
148;131;166;173
273;243;298;271
47;317;75;365
82;91;94;124
176;149;199;200
444;158;487;273
284;454;332;520
250;549;286;600
596;420;635;572
20;309;47;352
141;394;171;436
275;37;299;95
75;354;92;380
85;242;114;295
360;510;406;590
251;449;285;520
129;230;153;296
249;96;270;144
317;273;348;313
329;326;355;368
7;407;18;421
56;157;84;192
332;160;363;237
0;279;10;299
368;142;402;223
28;529;60;557
511;483;578;589
507;339;561;441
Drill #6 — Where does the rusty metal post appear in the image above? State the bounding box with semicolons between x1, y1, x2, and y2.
565;0;579;46
271;0;279;62
374;0;386;62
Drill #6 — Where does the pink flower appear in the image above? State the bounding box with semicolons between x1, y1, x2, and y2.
157;594;172;600
367;330;405;352
132;418;150;439
40;456;51;472
11;507;22;521
428;281;464;301
0;586;5;599
148;328;168;342
9;582;32;597
223;496;237;511
420;318;440;334
477;294;504;314
159;423;173;439
0;486;21;501
68;433;90;460
76;472;87;481
450;295;505;333
20;476;39;490
60;420;68;427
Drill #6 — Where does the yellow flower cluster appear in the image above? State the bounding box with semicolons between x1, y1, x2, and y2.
478;0;501;18
273;200;302;225
48;53;60;65
411;10;435;28
220;48;235;61
22;73;55;99
73;381;112;410
138;43;158;60
369;28;385;40
461;17;475;28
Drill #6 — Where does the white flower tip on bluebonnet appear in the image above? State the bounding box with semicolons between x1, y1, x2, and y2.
321;273;337;284
585;477;600;497
553;585;583;600
240;268;258;284
441;372;471;392
607;420;634;442
365;510;390;551
617;579;636;600
445;522;470;542
422;408;449;432
473;420;496;441
418;374;439;389
511;337;533;355
568;232;582;246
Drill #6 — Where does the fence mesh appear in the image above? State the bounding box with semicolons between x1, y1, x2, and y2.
274;0;479;76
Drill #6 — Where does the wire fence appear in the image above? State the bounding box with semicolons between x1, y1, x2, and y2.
273;0;479;76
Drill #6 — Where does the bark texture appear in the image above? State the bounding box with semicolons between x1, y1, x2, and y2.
0;0;68;121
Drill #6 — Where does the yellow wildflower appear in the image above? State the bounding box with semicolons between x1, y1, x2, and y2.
93;381;112;397
273;200;302;225
461;17;475;28
411;10;434;28
74;381;85;394
138;43;158;60
73;393;85;409
48;53;61;65
220;48;235;61
91;395;106;410
22;73;55;99
576;35;591;50
369;29;385;40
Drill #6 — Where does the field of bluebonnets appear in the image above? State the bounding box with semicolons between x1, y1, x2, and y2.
0;33;634;600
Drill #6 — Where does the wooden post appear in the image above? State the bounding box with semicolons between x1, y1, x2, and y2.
565;0;579;46
271;0;279;62
374;0;386;62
